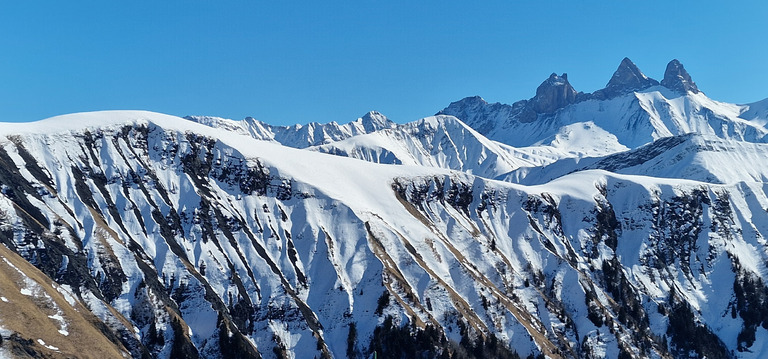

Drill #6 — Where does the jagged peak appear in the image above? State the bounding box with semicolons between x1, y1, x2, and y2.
436;96;490;117
532;72;577;114
601;57;659;97
409;114;467;129
359;110;387;121
452;96;488;106
357;111;395;132
541;73;570;87
661;59;700;94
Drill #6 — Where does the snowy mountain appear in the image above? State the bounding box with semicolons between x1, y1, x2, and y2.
309;115;622;179
439;59;768;149
185;111;396;148
1;58;768;359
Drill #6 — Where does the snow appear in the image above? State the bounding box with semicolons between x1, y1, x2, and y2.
185;110;395;149
56;285;79;307
741;97;768;126
0;110;204;135
36;339;59;351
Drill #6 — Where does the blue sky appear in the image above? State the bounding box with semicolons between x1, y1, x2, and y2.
0;1;765;125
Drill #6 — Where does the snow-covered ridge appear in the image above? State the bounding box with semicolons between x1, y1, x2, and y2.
184;110;396;148
0;110;209;134
310;115;627;179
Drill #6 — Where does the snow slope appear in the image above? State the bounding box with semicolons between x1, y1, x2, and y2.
504;134;768;185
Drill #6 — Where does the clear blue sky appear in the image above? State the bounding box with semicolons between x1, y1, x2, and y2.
1;1;765;125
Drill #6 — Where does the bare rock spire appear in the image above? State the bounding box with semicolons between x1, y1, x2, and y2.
531;73;578;114
661;59;700;94
602;57;659;97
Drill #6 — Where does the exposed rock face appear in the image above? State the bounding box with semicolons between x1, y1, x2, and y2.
596;57;659;98
531;73;578;114
661;59;700;94
436;95;527;129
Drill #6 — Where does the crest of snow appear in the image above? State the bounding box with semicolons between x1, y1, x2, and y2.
311;114;609;179
0;110;211;135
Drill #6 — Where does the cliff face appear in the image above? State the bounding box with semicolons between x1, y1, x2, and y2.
531;73;578;114
662;59;700;94
595;57;660;99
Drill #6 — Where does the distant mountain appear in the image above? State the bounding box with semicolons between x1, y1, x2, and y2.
309;114;627;179
1;58;768;359
438;59;768;149
185;110;396;148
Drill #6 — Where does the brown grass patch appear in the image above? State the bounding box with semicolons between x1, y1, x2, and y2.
0;243;130;358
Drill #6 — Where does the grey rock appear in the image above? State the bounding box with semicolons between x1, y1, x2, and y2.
531;73;578;114
598;57;659;98
661;59;700;94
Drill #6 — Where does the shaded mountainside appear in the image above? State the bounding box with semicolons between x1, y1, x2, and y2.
0;110;766;359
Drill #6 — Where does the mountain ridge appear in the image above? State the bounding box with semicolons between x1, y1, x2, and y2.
184;110;396;148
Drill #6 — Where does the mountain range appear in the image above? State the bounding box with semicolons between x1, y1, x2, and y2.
0;58;767;358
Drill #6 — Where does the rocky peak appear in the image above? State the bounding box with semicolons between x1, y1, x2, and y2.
661;59;700;94
532;73;577;114
358;111;395;132
601;57;659;97
457;95;488;106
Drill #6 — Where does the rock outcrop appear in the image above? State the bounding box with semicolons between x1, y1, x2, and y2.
594;57;659;99
661;59;700;94
531;73;578;114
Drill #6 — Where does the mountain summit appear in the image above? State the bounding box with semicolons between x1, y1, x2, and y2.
662;58;700;93
596;57;660;98
438;58;738;148
531;73;578;114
